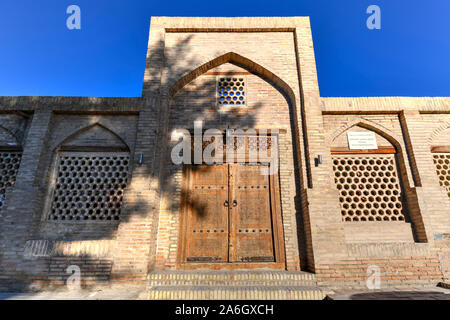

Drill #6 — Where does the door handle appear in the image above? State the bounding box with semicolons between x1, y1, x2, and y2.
233;200;237;207
224;200;229;207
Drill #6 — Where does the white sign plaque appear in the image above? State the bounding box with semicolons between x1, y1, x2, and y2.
347;132;378;150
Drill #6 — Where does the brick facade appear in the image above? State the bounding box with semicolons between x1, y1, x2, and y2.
0;17;449;291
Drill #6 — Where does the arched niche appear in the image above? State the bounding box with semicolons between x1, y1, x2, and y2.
331;125;404;223
430;126;450;200
56;123;130;152
44;124;131;222
329;123;427;243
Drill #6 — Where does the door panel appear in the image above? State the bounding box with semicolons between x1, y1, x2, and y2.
182;164;278;265
230;164;275;262
185;165;229;262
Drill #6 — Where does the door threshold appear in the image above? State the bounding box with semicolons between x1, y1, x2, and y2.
176;262;285;270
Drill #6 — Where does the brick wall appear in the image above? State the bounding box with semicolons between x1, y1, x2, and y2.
316;256;442;288
156;61;303;270
323;114;424;242
0;17;449;290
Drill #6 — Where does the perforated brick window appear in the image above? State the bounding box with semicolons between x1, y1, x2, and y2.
332;154;406;222
48;152;130;221
217;77;246;106
0;151;22;212
433;153;450;200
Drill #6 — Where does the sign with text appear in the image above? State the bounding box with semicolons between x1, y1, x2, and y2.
347;131;378;150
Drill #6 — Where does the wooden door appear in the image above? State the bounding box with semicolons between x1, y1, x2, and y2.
184;165;229;262
180;164;283;266
229;164;275;262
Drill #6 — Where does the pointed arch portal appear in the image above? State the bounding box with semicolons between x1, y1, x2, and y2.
169;52;292;269
168;52;297;108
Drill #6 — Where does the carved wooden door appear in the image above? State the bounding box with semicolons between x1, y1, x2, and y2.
229;164;275;262
185;165;229;262
183;164;277;264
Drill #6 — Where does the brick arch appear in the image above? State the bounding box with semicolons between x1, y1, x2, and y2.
167;52;296;109
52;122;130;152
428;120;450;145
328;118;403;153
162;51;312;270
328;118;428;241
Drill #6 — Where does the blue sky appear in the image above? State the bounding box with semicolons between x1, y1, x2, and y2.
0;0;449;97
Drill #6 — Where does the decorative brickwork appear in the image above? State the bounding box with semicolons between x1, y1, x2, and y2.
433;153;450;200
332;154;405;222
48;152;130;221
0;151;22;212
217;76;246;106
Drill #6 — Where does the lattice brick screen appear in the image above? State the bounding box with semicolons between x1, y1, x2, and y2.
217;77;246;106
433;153;450;200
332;154;406;222
0;151;22;211
48;152;130;221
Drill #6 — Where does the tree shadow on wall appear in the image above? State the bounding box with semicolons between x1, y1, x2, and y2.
0;34;309;293
149;34;309;272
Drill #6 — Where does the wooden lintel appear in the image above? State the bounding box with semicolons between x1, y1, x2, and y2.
431;146;450;153
331;146;396;155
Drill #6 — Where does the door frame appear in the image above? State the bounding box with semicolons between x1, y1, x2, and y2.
176;163;286;270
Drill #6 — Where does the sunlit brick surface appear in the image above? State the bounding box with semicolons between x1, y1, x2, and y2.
332;154;405;222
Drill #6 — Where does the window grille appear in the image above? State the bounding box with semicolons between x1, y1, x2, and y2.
0;151;22;212
433;153;450;200
48;152;130;221
332;154;406;222
217;77;246;106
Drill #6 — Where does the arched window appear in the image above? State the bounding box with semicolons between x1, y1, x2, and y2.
0;126;22;212
430;127;450;200
331;126;406;222
46;124;131;221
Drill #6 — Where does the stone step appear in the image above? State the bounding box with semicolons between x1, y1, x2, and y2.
147;270;317;287
144;271;325;299
143;285;326;300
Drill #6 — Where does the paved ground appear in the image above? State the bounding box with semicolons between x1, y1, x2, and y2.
327;285;450;300
0;285;146;300
1;284;450;300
